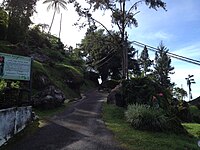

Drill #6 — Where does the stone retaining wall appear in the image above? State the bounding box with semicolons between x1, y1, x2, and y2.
0;106;32;146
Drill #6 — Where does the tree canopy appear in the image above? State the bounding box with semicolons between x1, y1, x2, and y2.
70;0;167;78
139;45;153;76
1;0;38;43
154;42;174;89
43;0;68;33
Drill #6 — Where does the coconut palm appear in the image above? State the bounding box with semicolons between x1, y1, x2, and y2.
43;0;67;34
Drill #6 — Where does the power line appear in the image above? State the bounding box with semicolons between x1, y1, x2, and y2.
132;41;200;66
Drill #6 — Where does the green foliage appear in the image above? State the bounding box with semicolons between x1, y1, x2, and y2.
153;42;174;88
73;0;166;33
0;80;22;109
71;0;166;78
173;87;187;101
0;79;7;91
45;63;83;97
182;123;200;138
33;101;69;118
26;26;51;48
32;61;46;73
27;25;65;52
103;104;199;150
0;7;8;40
174;101;192;122
10;81;20;89
101;79;120;90
3;0;38;43
189;105;200;123
47;49;65;61
139;46;153;75
122;77;170;110
83;71;99;85
78;29;122;81
32;60;83;98
78;29;139;81
125;104;168;131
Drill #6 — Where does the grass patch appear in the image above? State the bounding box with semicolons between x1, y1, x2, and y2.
57;63;83;75
182;123;200;138
43;64;80;98
33;100;70;119
32;60;46;73
102;104;199;150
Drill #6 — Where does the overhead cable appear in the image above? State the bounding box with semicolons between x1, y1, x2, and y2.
132;41;200;66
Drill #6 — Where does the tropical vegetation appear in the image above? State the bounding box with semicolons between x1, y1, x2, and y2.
0;0;199;149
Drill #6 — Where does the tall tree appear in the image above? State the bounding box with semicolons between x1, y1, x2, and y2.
71;0;166;79
154;42;174;88
78;29;122;82
43;0;67;34
2;0;38;43
139;45;153;76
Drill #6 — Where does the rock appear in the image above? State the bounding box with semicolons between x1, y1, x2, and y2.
30;53;49;63
33;85;65;109
32;72;50;89
107;84;125;107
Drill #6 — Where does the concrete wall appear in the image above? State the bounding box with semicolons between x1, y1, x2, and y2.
0;106;32;146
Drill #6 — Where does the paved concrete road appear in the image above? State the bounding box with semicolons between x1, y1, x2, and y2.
8;90;125;150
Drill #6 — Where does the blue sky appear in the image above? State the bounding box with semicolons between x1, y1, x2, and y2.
128;0;200;100
131;0;200;50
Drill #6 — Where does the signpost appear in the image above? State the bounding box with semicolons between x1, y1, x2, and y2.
0;52;32;105
0;52;32;81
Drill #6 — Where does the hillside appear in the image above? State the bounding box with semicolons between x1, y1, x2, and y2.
0;29;97;109
190;96;200;107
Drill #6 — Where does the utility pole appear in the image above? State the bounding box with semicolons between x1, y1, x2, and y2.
185;74;195;101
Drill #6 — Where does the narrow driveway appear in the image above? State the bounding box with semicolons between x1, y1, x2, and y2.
7;90;124;150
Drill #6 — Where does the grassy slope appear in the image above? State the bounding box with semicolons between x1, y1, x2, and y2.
102;104;199;150
0;40;90;100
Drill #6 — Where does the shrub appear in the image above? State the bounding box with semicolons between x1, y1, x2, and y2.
100;79;120;91
125;104;167;132
190;105;200;123
84;71;99;85
122;77;171;110
125;104;187;134
175;101;192;122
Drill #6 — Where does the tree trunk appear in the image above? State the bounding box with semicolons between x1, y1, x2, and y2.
122;0;126;79
59;13;62;38
48;9;56;34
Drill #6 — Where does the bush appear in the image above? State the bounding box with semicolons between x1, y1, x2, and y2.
125;104;167;132
125;104;187;134
122;77;171;110
100;79;120;91
84;71;99;85
190;105;200;123
175;101;192;122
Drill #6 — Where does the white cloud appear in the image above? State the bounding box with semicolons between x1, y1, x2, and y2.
138;31;174;41
172;42;200;59
154;31;172;40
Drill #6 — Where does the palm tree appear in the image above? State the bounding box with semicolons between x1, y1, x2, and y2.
43;0;67;34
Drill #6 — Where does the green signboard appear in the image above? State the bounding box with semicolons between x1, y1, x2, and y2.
0;52;31;81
